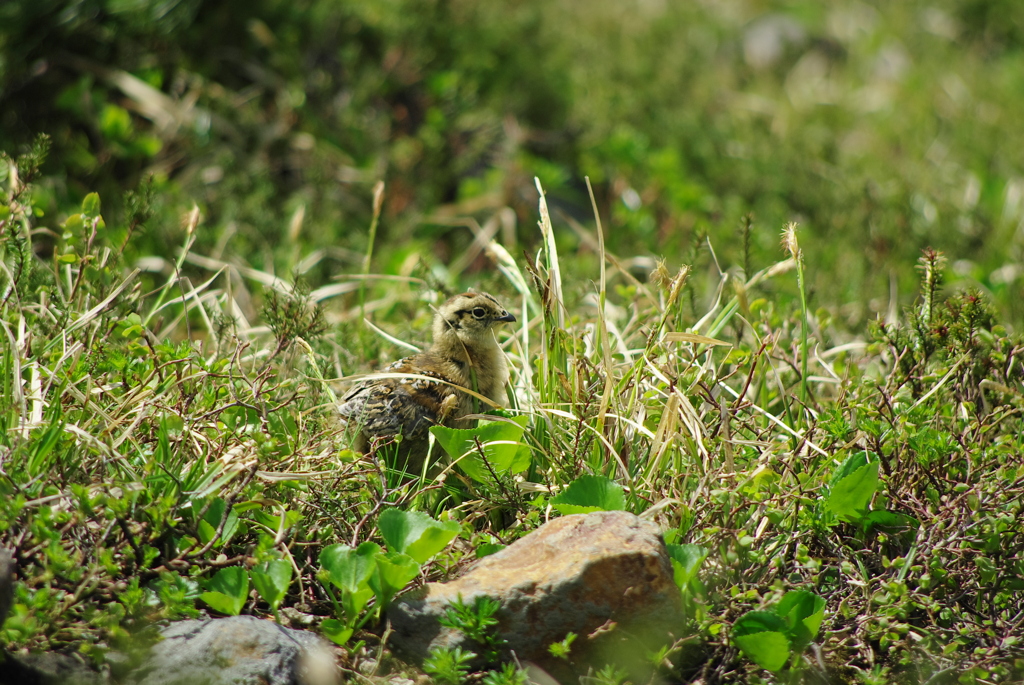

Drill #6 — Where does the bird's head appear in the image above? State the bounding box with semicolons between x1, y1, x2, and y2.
433;291;516;349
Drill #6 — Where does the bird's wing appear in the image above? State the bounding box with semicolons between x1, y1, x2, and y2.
338;355;460;441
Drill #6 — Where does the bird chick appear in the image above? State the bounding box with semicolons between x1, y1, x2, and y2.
338;291;516;473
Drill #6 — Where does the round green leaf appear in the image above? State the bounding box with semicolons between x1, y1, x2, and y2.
665;543;708;588
378;509;460;564
733;611;791;672
551;474;625;514
319;542;380;593
775;590;826;651
200;566;248;616
251;559;292;611
81;192;102;218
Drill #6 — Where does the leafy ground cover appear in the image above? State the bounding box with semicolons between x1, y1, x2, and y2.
2;143;1023;683
3;0;1024;682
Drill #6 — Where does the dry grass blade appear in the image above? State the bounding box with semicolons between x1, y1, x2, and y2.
647;392;681;480
0;318;26;419
534;177;564;330
361;319;422;354
488;240;534;311
63;55;201;134
586;177;617;441
61;268;140;338
910;353;970;410
186;252;293;293
310;282;362;302
663;332;732;346
445;212;502;278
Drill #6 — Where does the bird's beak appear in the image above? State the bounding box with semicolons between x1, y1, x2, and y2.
495;312;516;323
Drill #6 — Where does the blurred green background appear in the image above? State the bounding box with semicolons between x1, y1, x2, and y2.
2;0;1023;328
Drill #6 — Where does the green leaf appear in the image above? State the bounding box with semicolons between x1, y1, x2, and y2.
508;443;533;473
200;567;248;616
28;402;64;479
829;449;870;484
320;618;354;646
197;519;216;544
63;213;84;232
134;135;163;157
378;509;460;564
141;545;160;568
430;415;530;481
862;509;919;535
319;542;379;621
319;542;380;593
665;543;708;589
251;559;292;611
369;551;421;609
349;586;376;621
81;192;101;218
775;590;826;651
732;611;791;672
476;543;505;558
251;508;302;532
99;104;132;140
825;451;880;522
198;498;239;546
550;475;626;514
267;410;298;443
222;405;261;430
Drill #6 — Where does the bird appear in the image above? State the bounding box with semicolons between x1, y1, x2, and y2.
338;291;516;474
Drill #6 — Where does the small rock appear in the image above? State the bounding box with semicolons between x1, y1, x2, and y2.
356;657;379;675
388;511;682;679
281;606;317;628
0;550;106;685
387;678;415;685
129;615;338;685
743;14;807;70
0;548;14;626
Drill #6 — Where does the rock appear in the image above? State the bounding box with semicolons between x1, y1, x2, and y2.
0;549;106;685
0;651;106;685
0;548;14;627
743;14;807;70
280;606;317;628
129;615;338;685
388;511;683;679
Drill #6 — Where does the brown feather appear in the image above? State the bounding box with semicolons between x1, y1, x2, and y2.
338;292;515;473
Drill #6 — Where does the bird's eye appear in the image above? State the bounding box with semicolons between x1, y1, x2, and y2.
472;307;486;319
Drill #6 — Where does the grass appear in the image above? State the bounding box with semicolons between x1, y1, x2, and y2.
4;3;1024;682
6;0;1024;329
3;140;1024;684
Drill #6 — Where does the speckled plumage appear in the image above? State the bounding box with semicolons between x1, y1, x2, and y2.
338;292;515;472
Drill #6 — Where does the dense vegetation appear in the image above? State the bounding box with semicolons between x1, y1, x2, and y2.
2;0;1024;683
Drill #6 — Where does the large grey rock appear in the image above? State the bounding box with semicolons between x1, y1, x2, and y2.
130;615;337;685
388;511;683;678
0;651;106;685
